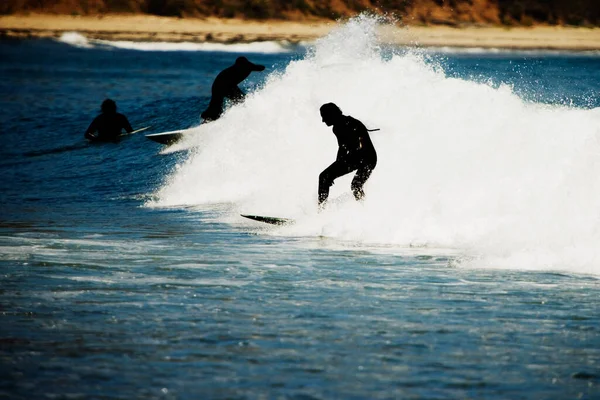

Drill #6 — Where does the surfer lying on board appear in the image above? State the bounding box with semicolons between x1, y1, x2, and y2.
85;99;133;142
200;56;266;122
318;103;377;209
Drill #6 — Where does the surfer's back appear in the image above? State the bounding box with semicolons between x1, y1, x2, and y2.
87;112;132;141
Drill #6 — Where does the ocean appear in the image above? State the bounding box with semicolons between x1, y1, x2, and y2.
1;16;599;399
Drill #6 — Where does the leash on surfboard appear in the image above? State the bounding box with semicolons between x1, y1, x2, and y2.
124;126;151;135
367;128;380;132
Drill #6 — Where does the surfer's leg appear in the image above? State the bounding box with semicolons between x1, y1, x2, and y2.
201;95;224;121
318;161;352;207
227;87;245;104
351;160;376;201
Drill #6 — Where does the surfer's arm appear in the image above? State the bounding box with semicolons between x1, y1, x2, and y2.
356;120;370;151
347;119;368;155
228;86;245;103
357;133;367;151
121;114;133;133
85;116;99;136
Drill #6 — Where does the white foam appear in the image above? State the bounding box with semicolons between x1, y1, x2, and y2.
56;31;304;53
57;32;93;48
150;15;600;277
96;39;304;53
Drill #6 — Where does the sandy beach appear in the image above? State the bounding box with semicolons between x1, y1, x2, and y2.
1;13;600;50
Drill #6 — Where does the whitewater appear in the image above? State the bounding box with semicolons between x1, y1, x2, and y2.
144;16;600;276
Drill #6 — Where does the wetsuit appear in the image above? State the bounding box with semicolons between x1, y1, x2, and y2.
85;112;133;142
201;57;265;121
318;116;377;206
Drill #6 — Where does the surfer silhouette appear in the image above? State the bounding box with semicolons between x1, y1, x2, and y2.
318;103;377;209
85;99;133;142
200;56;266;122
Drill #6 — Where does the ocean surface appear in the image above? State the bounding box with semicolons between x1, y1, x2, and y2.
1;16;599;399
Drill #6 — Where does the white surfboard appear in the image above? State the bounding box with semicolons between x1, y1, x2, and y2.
146;124;206;145
145;129;187;145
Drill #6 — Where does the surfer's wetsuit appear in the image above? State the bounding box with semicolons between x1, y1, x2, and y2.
85;112;133;142
318;113;377;207
200;57;265;122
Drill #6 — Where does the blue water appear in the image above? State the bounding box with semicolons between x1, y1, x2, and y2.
1;19;600;399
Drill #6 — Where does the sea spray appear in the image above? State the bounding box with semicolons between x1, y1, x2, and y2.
150;15;600;276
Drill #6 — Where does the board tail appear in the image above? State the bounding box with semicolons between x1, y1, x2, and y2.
145;131;184;145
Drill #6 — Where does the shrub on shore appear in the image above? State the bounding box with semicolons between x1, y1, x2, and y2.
1;0;599;27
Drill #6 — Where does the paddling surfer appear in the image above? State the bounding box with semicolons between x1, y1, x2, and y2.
200;56;266;122
85;99;133;142
318;103;377;209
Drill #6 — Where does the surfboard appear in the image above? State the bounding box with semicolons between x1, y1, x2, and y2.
121;126;151;136
145;129;192;145
85;126;151;142
241;214;295;225
27;126;152;157
146;120;211;145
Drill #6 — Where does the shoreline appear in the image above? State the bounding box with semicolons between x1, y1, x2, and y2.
1;14;600;50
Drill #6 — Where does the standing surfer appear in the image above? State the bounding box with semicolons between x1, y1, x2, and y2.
85;99;133;142
200;56;266;122
318;103;377;209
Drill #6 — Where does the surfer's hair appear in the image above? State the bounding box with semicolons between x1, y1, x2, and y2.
320;103;342;117
101;99;117;113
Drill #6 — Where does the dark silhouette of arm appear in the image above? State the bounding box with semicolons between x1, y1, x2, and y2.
228;86;245;103
85;115;100;135
335;117;368;160
120;113;133;133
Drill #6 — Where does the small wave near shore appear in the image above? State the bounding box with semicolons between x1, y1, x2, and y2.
56;31;305;53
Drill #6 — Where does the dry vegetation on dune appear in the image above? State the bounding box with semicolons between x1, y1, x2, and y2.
1;0;599;27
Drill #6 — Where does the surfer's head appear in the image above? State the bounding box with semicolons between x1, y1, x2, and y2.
101;99;117;114
320;103;342;126
235;56;265;72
